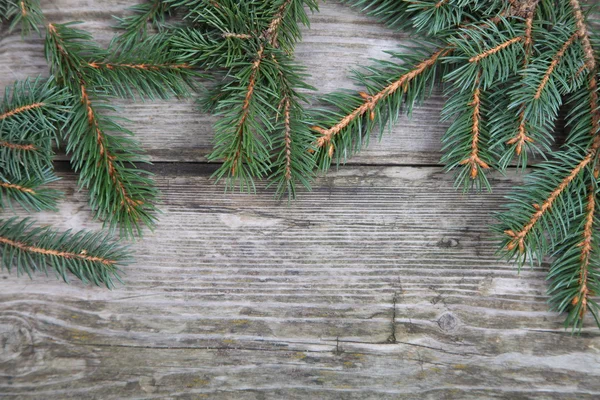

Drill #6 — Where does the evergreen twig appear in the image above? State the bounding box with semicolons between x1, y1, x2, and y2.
0;217;128;288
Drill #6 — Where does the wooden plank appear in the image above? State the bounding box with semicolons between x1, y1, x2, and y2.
2;1;599;398
0;0;448;165
1;167;600;398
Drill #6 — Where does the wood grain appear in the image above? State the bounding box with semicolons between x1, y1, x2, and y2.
2;167;600;399
1;1;599;399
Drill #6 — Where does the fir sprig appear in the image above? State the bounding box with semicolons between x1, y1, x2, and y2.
311;46;450;170
112;0;175;50
160;0;318;196
0;77;69;179
0;217;128;288
0;169;61;212
3;0;44;36
45;22;196;237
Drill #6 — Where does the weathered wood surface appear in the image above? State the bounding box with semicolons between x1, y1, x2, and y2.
1;1;600;399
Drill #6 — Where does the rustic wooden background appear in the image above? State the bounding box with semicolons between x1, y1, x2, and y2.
1;1;600;399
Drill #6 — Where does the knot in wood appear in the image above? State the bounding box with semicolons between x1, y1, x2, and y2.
437;312;459;332
0;317;34;363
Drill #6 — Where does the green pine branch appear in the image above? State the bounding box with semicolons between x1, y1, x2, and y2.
163;0;317;196
267;52;316;198
547;186;600;331
441;77;494;191
3;0;44;36
0;169;61;212
0;77;69;179
45;22;195;237
112;0;175;50
309;0;600;330
311;45;449;171
0;217;128;288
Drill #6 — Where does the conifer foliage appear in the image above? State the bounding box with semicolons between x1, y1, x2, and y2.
113;0;600;331
2;0;600;330
0;0;194;287
161;0;319;196
312;0;600;331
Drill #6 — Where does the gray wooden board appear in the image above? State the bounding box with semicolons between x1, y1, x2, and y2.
1;1;600;399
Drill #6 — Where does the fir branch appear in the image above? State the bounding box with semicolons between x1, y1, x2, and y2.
312;47;449;169
503;142;598;256
69;82;158;236
493;21;582;168
4;0;44;36
575;188;596;315
267;52;315;197
0;78;68;179
547;185;600;331
46;23;164;236
0;169;61;212
0;217;128;288
308;0;600;329
213;43;269;187
441;72;494;191
501;1;538;161
314;48;449;148
112;0;174;50
206;0;317;194
534;33;579;100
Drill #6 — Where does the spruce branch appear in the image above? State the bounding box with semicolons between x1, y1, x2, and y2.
0;78;69;180
169;0;318;196
442;74;493;191
0;217;128;288
501;1;538;162
268;52;316;197
312;46;450;170
3;0;44;36
45;22;175;236
112;0;175;50
0;169;61;212
534;33;579;100
542;184;600;331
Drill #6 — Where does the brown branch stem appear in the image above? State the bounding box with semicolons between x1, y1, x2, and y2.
0;102;45;120
0;235;116;265
87;62;190;70
459;77;490;178
313;48;451;149
469;36;522;64
0;181;35;194
0;140;36;151
572;188;595;315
